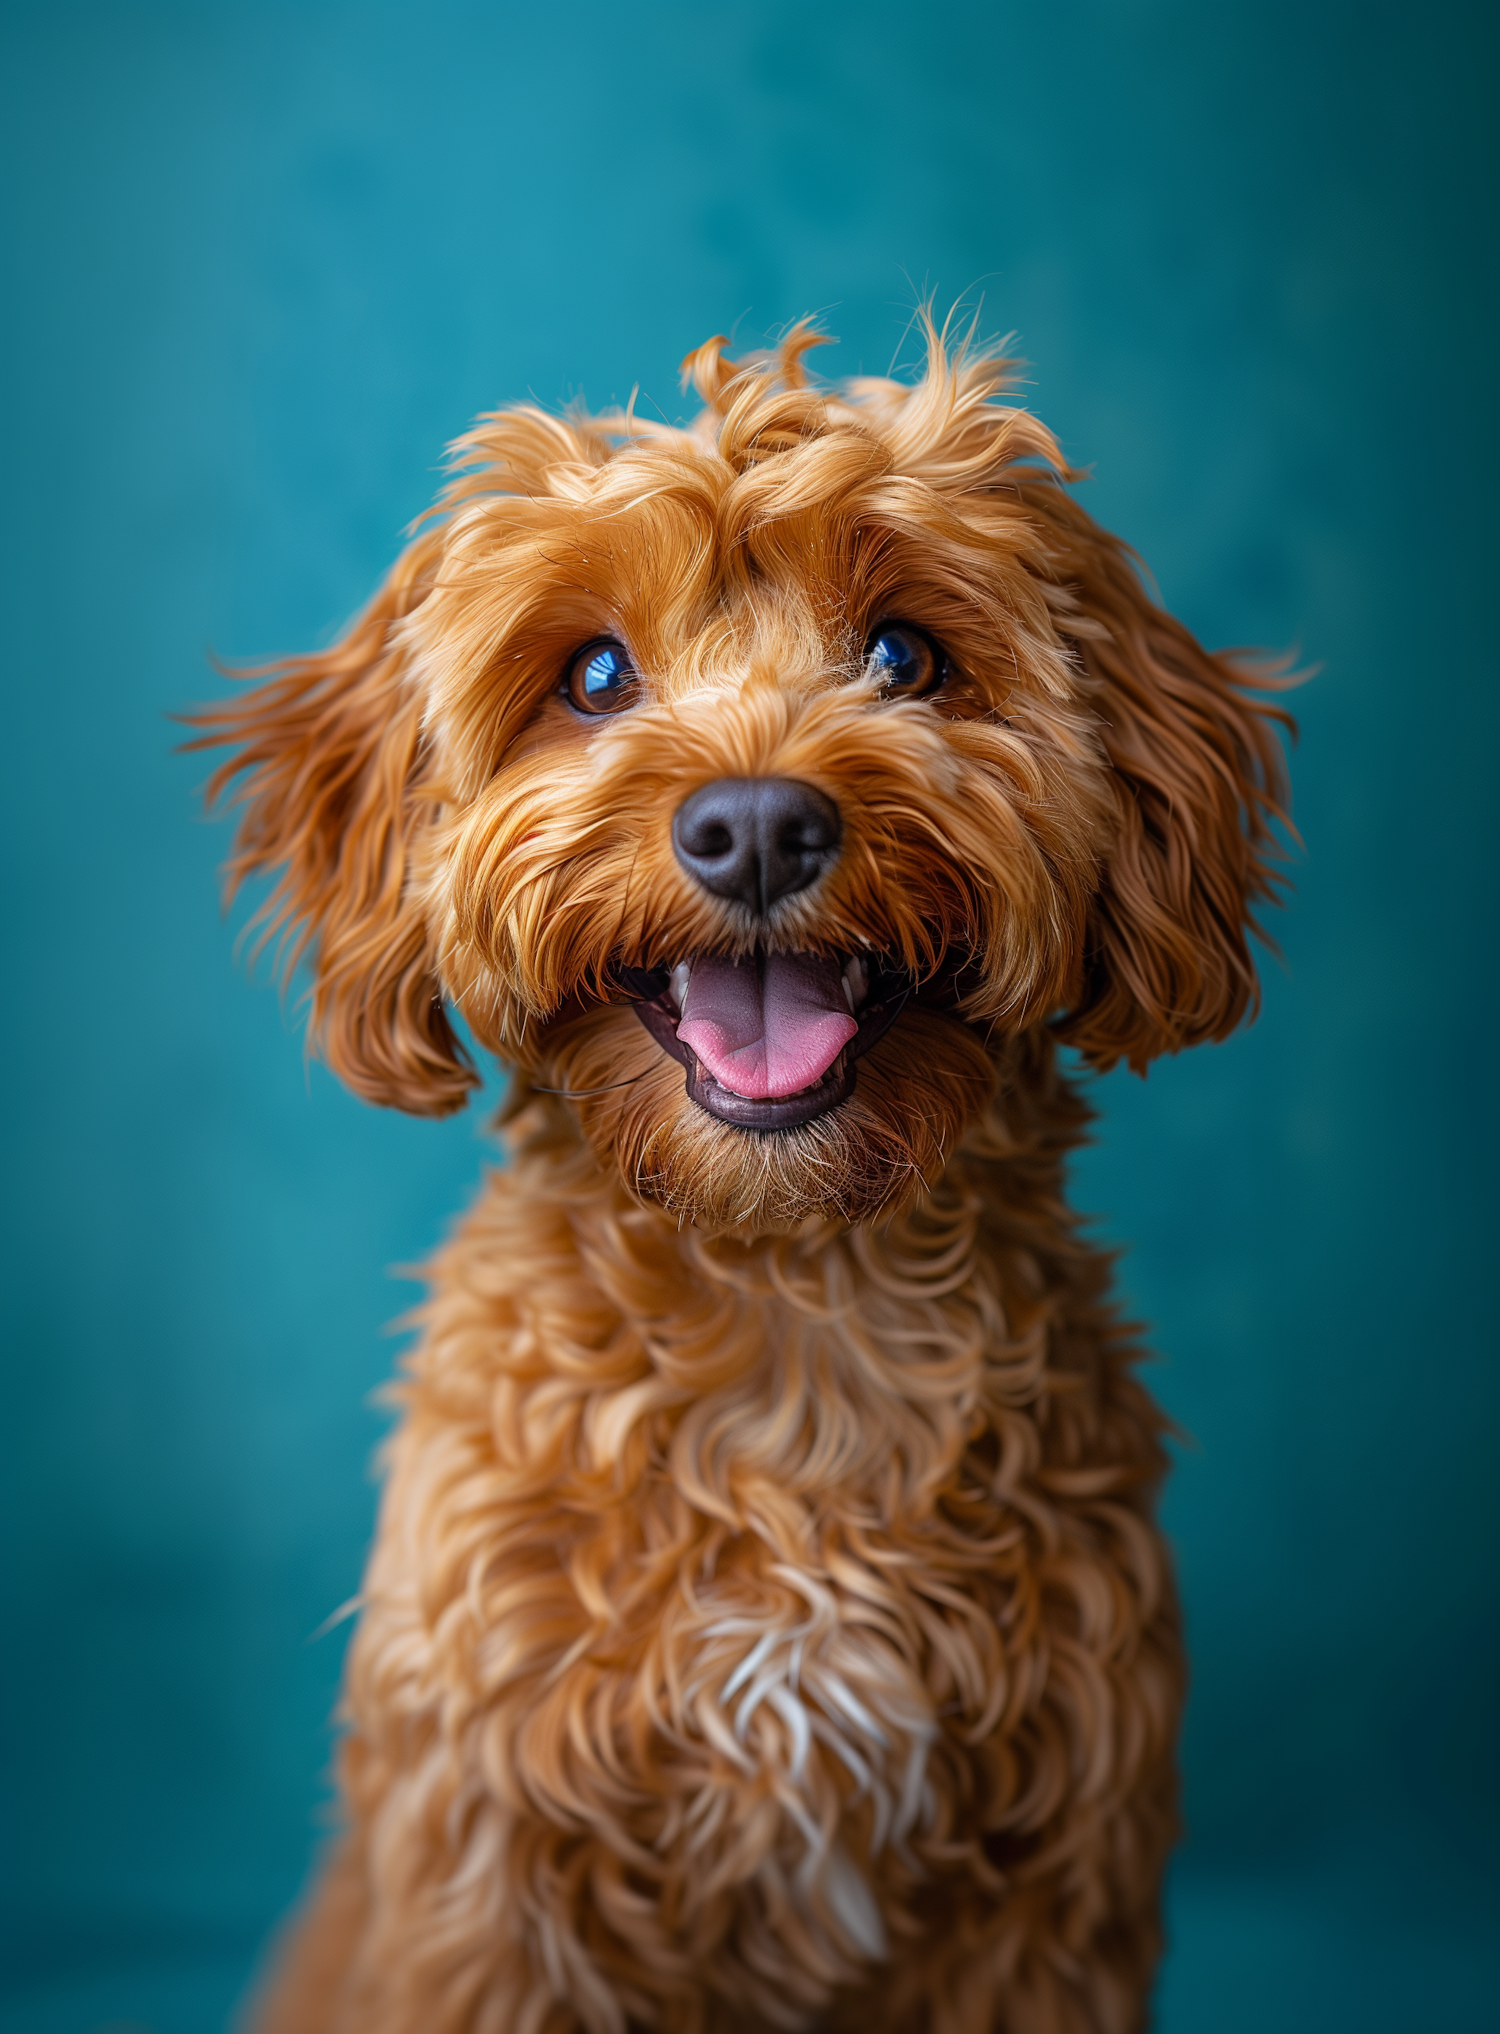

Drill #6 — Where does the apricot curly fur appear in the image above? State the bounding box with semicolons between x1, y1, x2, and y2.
195;316;1289;2034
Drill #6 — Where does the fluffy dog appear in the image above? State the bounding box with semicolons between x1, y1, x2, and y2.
195;320;1286;2034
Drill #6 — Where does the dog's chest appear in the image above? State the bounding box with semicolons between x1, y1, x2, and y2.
408;1200;1011;1960
549;1322;968;1959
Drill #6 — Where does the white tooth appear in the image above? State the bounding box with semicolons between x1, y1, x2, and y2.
842;955;869;1012
669;961;692;1013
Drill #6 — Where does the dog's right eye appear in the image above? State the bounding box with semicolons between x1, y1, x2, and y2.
564;638;639;716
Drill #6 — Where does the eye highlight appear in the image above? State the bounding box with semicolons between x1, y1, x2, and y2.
864;621;947;700
564;638;639;716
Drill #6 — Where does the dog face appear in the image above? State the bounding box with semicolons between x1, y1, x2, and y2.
198;323;1285;1230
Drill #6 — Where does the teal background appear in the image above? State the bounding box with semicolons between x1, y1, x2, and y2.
2;2;1496;2028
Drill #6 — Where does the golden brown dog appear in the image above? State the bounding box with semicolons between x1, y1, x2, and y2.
195;320;1286;2034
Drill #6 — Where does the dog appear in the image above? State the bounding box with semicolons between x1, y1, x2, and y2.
194;319;1286;2034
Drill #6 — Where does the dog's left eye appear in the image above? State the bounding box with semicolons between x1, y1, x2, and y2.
864;621;946;699
564;638;639;716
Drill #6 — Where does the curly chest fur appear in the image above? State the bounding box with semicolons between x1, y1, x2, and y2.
334;1093;1179;2032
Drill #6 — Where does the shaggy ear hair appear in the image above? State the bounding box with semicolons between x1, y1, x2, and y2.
1024;481;1292;1073
186;534;477;1116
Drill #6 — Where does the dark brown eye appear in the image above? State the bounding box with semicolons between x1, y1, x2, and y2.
864;621;946;699
564;638;639;716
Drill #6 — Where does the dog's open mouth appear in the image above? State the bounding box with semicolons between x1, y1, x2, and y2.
618;951;910;1131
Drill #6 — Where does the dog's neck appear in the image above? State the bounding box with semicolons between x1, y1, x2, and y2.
416;1034;1104;1546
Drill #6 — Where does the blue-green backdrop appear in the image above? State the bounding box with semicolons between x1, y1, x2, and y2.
2;3;1496;2029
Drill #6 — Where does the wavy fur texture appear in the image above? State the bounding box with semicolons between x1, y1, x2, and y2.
192;320;1288;2034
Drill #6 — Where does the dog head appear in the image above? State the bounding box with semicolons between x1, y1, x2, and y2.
195;321;1286;1230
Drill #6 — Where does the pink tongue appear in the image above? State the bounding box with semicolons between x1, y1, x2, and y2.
676;953;858;1101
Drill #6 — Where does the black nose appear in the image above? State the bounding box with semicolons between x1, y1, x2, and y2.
672;776;842;915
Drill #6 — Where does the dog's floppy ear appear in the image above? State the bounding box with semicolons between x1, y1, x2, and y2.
1023;481;1291;1073
187;534;478;1116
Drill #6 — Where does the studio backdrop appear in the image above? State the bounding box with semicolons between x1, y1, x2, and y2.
1;3;1495;2030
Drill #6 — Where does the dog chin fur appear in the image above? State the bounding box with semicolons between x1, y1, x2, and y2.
192;315;1288;2034
541;1003;996;1233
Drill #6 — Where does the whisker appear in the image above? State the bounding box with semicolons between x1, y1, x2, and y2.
532;1069;653;1099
